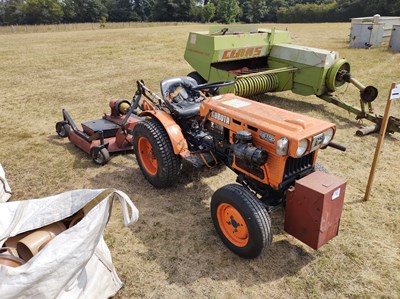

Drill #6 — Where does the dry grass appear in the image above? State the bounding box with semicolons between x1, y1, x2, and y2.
0;23;399;298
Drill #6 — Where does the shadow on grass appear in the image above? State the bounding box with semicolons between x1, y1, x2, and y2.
89;164;315;288
345;197;368;205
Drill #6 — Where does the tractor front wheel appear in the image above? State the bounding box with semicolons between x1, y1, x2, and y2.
133;119;181;188
211;184;272;259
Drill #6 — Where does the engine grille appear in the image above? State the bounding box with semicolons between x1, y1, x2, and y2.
283;152;315;180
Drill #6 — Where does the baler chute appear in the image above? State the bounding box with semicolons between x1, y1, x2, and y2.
184;25;400;135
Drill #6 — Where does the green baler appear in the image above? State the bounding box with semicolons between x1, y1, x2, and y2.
184;25;400;135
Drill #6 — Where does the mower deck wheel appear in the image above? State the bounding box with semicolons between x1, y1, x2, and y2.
56;122;71;138
91;147;110;165
211;184;272;259
133;119;181;188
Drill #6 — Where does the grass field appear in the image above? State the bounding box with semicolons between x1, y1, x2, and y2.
1;23;399;298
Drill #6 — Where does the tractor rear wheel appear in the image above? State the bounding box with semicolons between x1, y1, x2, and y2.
211;184;272;259
56;121;70;138
133;119;181;188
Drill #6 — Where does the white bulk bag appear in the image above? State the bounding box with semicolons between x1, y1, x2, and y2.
0;188;139;299
0;164;12;203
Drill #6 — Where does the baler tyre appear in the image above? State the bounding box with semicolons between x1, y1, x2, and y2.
211;184;272;259
187;71;206;85
91;147;110;165
133;119;181;188
56;122;70;138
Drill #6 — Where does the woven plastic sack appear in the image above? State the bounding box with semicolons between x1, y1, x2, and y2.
0;164;12;203
0;188;139;299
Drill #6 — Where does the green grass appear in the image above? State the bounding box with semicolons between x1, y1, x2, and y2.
0;23;399;298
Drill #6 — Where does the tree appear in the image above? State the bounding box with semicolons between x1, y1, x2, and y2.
202;2;215;22
277;2;331;23
264;0;286;22
152;0;194;21
213;0;240;23
240;0;267;23
1;0;25;24
62;0;107;23
103;0;132;22
131;0;155;21
0;1;5;23
335;0;400;18
191;1;215;22
22;0;63;24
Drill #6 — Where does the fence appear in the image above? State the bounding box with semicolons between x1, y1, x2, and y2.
0;22;189;35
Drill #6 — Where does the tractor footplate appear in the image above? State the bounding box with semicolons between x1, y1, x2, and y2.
82;119;120;138
184;152;218;168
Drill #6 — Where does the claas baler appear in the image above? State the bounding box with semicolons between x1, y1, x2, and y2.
184;25;400;135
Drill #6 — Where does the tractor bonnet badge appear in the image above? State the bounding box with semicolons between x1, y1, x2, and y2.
311;133;324;151
260;131;275;144
210;111;230;125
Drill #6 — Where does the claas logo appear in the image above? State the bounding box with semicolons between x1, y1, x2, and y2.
221;47;264;60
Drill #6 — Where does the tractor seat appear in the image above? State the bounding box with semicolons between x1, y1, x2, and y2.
160;77;204;119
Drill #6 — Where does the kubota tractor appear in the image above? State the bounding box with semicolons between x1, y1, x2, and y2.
57;77;347;258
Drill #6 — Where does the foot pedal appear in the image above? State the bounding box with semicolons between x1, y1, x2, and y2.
184;152;218;168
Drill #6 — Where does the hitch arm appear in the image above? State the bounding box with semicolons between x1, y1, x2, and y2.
318;94;400;135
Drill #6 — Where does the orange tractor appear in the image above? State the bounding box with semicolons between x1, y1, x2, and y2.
57;77;347;258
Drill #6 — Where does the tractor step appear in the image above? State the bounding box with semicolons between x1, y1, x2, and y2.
184;152;218;168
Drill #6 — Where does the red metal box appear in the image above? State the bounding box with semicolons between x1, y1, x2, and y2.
284;171;347;250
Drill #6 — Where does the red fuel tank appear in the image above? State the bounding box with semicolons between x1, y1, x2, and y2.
284;171;347;250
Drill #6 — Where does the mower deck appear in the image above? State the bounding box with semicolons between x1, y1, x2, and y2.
57;105;143;165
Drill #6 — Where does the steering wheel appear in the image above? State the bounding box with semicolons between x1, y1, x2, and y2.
191;81;235;91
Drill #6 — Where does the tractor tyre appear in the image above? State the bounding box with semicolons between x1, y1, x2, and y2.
211;184;272;259
90;147;110;165
56;122;71;138
187;71;206;85
133;119;181;188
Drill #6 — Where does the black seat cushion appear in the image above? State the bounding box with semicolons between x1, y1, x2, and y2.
160;77;203;118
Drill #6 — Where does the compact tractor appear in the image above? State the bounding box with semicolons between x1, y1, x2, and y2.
184;25;400;135
57;78;347;258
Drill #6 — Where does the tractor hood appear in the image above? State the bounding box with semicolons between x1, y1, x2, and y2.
200;94;336;157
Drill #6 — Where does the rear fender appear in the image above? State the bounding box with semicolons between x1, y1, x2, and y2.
139;110;189;157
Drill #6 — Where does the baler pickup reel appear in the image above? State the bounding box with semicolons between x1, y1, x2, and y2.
184;25;400;136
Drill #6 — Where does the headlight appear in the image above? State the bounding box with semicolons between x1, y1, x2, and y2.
276;137;289;156
296;139;308;157
322;128;334;146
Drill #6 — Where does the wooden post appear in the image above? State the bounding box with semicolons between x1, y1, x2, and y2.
364;82;398;201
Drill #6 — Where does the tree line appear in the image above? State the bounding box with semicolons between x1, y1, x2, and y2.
1;0;400;25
